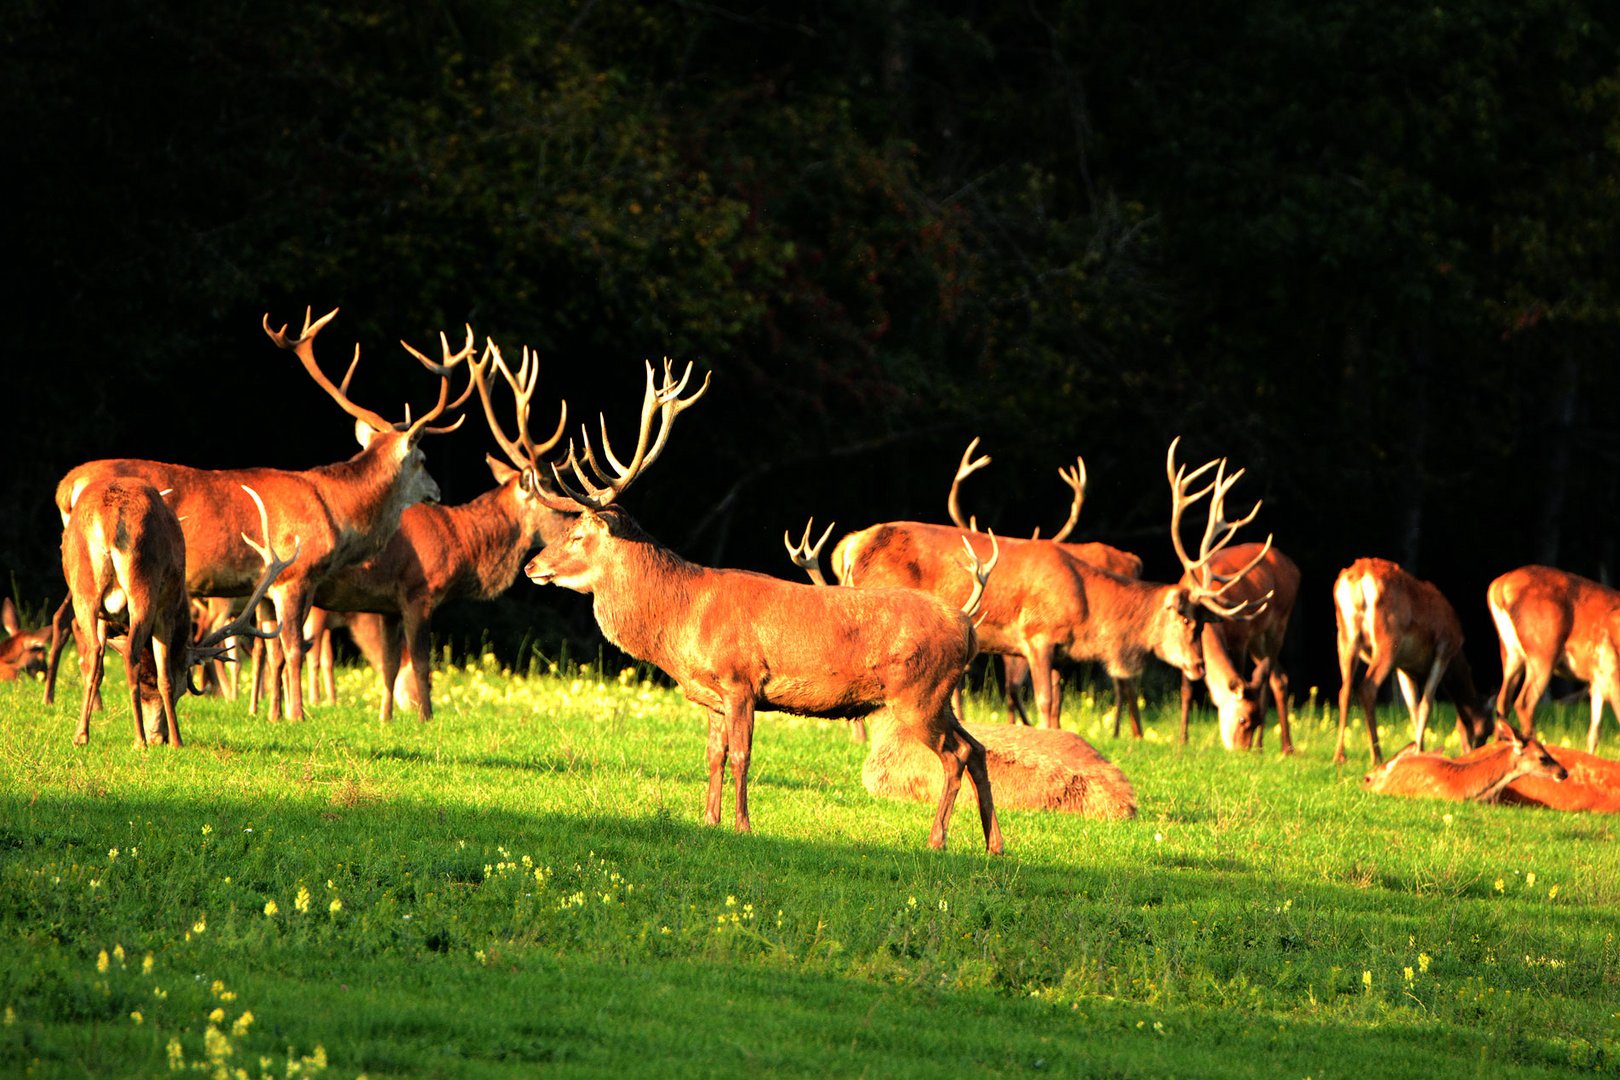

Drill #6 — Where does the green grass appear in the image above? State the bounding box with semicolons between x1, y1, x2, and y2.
2;657;1617;1078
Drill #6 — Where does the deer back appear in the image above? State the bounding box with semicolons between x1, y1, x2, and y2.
1489;565;1619;682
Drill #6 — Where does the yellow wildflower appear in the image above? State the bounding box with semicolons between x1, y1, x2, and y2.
231;1011;254;1037
192;916;207;935
208;1007;225;1024
1418;953;1431;973
96;949;109;973
112;944;125;966
295;885;312;914
142;953;154;975
130;1010;143;1025
263;899;279;917
1494;878;1505;893
1403;966;1414;984
329;897;343;915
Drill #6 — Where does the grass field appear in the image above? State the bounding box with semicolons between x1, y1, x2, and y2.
2;654;1617;1078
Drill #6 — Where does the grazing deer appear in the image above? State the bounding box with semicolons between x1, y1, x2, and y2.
50;308;470;723
524;383;1004;852
828;439;1272;735
313;341;579;721
61;480;292;747
0;598;51;681
1489;565;1620;753
1361;722;1567;802
1178;544;1301;753
1333;558;1492;765
945;439;1145;728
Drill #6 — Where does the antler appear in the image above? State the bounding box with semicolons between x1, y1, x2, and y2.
397;325;478;438
546;358;711;509
469;340;569;478
1166;436;1274;619
946;437;992;531
784;519;837;586
958;532;1000;620
1044;455;1088;542
191;486;300;662
264;307;474;439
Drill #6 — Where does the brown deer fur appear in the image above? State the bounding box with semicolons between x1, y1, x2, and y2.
833;522;1207;735
314;456;575;720
0;598;50;681
1489;565;1620;752
1179;544;1301;753
863;722;1136;820
1360;722;1567;803
526;506;1004;852
1334;558;1491;765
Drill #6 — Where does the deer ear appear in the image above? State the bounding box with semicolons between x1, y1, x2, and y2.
1;597;17;635
354;419;376;449
1494;719;1517;743
486;455;520;486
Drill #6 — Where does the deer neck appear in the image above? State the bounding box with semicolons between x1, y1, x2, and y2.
590;538;701;667
311;449;417;560
1449;744;1524;802
431;488;538;601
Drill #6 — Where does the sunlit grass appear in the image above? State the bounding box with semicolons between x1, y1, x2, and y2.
2;656;1617;1078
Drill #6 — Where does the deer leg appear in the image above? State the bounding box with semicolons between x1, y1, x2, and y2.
123;623;152;749
850;719;869;743
726;697;756;833
704;707;728;826
271;589;310;722
150;635;183;749
1118;678;1143;739
1358;655;1394;765
1179;673;1195;744
1002;655;1032;725
1333;636;1360;764
42;594;72;706
1511;659;1552;735
1495;644;1525;730
376;616;403;723
74;617;107;746
1410;660;1447;752
939;720;1003;854
403;611;433;722
1269;666;1293;755
1049;667;1066;731
1027;646;1059;730
247;634;266;715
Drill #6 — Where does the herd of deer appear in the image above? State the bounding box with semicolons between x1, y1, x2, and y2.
5;308;1617;853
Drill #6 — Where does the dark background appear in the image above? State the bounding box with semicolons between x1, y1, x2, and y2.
7;1;1619;697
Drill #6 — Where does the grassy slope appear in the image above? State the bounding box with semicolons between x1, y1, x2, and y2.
2;659;1617;1078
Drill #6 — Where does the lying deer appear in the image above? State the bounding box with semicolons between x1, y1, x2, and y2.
1178;543;1300;754
829;439;1272;735
1489;564;1620;752
1360;722;1567;803
0;598;51;682
50;307;470;723
61;480;292;747
1335;558;1492;764
523;378;1005;852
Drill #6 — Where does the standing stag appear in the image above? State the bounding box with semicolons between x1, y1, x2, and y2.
313;340;574;720
1489;565;1620;753
945;439;1144;728
829;439;1273;735
524;374;1005;852
1334;558;1492;765
61;479;292;747
49;308;471;722
1178;543;1300;753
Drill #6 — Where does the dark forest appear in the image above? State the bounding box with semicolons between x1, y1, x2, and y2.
7;0;1619;693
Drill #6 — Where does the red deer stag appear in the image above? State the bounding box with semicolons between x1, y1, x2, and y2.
312;339;582;720
829;439;1272;736
0;598;51;682
1361;721;1567;802
49;308;470;722
524;390;1005;852
1489;565;1620;753
61;480;293;747
945;439;1144;728
1334;558;1493;765
787;522;1134;820
1178;543;1301;753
